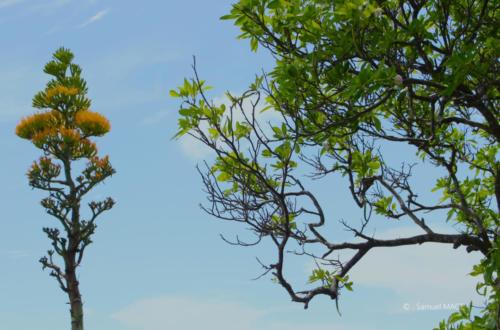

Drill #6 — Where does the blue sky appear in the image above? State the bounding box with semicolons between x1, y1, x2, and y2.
0;1;484;329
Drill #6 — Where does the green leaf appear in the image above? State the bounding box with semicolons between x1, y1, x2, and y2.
250;37;259;52
220;14;235;20
208;128;219;139
217;172;231;182
367;160;380;170
262;149;272;157
447;311;464;324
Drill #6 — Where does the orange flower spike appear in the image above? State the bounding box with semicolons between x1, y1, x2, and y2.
17;49;115;330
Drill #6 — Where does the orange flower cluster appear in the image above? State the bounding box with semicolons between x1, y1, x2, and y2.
28;156;61;182
23;120;98;158
15;110;61;140
75;110;111;136
39;156;51;166
73;138;98;159
87;155;113;181
31;127;58;148
59;127;81;144
16;76;110;161
90;155;110;168
29;126;79;146
16;107;109;158
44;85;79;102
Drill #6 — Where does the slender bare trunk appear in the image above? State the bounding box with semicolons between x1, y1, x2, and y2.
67;269;84;330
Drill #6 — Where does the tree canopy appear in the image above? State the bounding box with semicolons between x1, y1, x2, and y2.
172;0;499;328
16;48;115;330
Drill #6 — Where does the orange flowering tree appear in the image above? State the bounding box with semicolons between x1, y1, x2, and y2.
16;48;114;330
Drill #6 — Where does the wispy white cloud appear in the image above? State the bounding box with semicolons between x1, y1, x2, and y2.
78;8;108;28
0;0;23;9
111;295;351;330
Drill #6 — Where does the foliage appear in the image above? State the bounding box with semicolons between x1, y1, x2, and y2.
16;48;115;330
173;0;498;326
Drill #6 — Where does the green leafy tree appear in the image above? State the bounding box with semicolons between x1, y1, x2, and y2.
172;0;499;328
16;48;115;330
